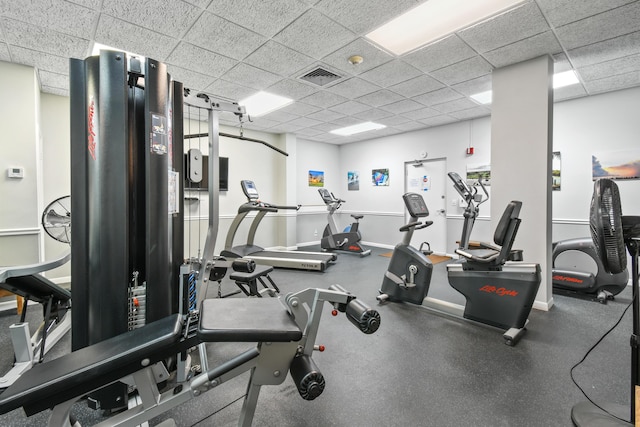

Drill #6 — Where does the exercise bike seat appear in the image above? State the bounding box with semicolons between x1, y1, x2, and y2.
351;214;363;220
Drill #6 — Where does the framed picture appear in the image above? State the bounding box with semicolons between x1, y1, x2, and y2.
372;168;389;186
348;171;359;191
308;170;324;187
552;152;561;191
592;150;640;180
466;164;491;186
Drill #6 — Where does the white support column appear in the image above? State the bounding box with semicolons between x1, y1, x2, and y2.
282;133;298;249
491;55;554;310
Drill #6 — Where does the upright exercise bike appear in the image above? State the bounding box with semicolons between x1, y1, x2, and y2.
318;189;371;256
378;172;541;345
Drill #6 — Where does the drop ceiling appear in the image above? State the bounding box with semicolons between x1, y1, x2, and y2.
1;0;639;144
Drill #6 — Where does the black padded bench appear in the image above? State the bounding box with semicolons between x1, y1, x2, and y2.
2;274;71;306
0;298;302;418
228;265;280;297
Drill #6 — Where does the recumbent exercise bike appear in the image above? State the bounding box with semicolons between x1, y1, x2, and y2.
377;172;541;346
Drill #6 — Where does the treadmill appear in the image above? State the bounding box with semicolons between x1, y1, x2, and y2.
221;180;337;271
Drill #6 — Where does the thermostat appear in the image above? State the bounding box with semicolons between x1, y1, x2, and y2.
7;167;24;179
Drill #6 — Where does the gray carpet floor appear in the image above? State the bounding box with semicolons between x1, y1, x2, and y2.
0;246;634;426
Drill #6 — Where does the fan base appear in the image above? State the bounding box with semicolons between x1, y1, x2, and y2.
571;402;631;426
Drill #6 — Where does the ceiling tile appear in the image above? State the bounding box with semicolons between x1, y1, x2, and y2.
203;78;256;102
218;63;282;90
448;106;491;120
207;0;308;37
458;2;549;53
330;115;364;126
579;54;640;82
244;41;315;77
299;90;349;108
310;122;338;132
296;127;325;137
0;43;9;61
379;99;423;114
388;75;445;98
101;0;201;38
321;38;393;76
403;35;476;73
566;31;640;68
314;0;420;35
38;70;68;90
355;90;404;107
450;75;492;97
95;15;177;60
404;107;441;121
536;0;635;28
376;115;412;126
484;31;562;69
430;56;493;86
266;79;317;100
1;18;89;58
183;12;266;61
306;109;345;122
269;122;306;133
66;0;102;9
328;100;371;115
358;59;422;87
432;98;479;114
9;46;69;75
0;0;98;39
554;84;588;102
554;2;640;50
42;86;69;97
262;110;301;123
552;53;573;72
583;70;640;94
167;65;216;91
353;108;393;121
278;102;321;116
418;115;458;128
391;121;425;132
166;42;237;77
287;116;324;128
273;10;355;59
412;88;463;107
325;77;380;99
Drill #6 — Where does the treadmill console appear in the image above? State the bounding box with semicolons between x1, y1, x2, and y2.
403;193;429;218
241;180;259;201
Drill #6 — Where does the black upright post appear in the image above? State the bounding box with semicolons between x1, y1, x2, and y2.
69;51;181;410
630;240;639;420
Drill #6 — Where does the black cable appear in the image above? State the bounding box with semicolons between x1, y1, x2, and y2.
570;292;635;423
189;394;246;426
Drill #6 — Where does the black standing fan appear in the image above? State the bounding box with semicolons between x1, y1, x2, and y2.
41;195;71;244
572;179;640;426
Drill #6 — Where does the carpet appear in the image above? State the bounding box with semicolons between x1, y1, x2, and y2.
379;252;451;265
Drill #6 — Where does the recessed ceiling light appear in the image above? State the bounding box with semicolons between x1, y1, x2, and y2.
470;90;492;105
330;122;386;136
91;42;142;58
239;91;293;117
470;70;581;104
553;70;579;89
365;0;526;55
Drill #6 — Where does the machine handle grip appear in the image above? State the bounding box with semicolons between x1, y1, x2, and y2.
290;355;325;400
416;221;433;230
231;258;256;273
399;221;422;232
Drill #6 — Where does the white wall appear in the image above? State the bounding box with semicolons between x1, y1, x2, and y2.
0;61;41;267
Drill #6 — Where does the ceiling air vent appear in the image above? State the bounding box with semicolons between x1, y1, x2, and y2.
298;67;342;87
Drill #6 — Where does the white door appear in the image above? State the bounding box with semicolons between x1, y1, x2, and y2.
404;159;447;254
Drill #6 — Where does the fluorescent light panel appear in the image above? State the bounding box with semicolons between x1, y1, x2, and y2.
91;42;142;58
366;0;526;55
470;71;580;104
239;91;293;117
330;122;386;136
